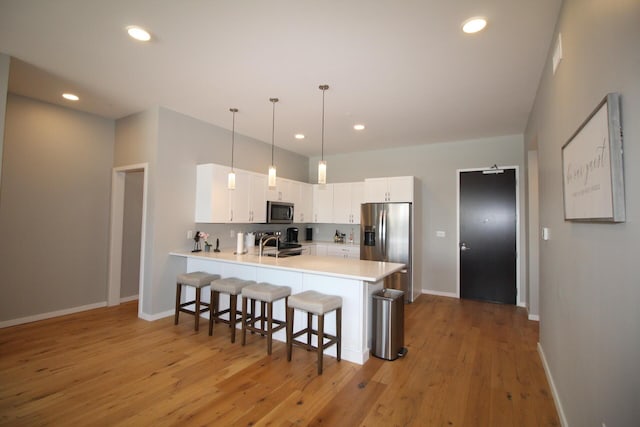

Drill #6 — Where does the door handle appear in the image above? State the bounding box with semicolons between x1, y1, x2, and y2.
460;242;470;251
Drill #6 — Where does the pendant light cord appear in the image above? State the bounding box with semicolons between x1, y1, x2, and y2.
319;85;329;161
230;108;237;170
270;98;278;165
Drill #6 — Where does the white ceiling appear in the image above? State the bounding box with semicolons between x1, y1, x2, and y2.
0;0;561;157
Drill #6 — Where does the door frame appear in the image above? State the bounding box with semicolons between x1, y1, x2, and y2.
456;165;522;306
107;163;149;319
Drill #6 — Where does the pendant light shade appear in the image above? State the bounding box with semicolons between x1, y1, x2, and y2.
228;108;238;190
268;98;279;189
318;84;329;184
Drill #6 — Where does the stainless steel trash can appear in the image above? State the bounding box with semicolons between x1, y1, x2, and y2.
372;288;407;360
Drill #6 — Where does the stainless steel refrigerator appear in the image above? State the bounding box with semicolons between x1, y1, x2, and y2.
360;202;413;302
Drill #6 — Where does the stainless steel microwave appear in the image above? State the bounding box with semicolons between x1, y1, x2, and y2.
266;201;294;224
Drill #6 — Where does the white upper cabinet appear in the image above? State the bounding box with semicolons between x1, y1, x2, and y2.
266;178;292;202
332;182;364;224
290;181;312;223
248;173;267;223
364;176;414;203
312;184;334;223
196;163;413;224
195;164;266;223
196;164;231;223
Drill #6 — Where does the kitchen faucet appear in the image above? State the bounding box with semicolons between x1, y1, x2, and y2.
259;235;280;257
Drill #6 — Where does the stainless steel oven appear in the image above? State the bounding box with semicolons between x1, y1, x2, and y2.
266;201;294;224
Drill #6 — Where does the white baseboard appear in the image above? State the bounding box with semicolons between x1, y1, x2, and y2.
120;294;139;303
528;313;540;321
0;301;107;328
518;301;527;308
421;289;458;298
138;309;174;322
537;342;568;427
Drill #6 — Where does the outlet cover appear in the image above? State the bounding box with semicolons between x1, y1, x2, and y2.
436;230;446;238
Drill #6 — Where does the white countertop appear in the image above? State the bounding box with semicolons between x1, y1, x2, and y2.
169;249;404;282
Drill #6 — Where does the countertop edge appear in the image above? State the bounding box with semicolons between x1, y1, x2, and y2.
169;250;404;282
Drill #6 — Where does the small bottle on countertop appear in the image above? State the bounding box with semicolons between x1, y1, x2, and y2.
349;228;354;244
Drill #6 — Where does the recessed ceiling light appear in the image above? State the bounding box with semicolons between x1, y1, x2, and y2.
62;93;79;101
462;17;487;34
353;124;365;130
294;134;305;140
127;26;151;42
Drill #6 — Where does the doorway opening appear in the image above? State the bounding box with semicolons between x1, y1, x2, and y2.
456;166;520;305
107;163;148;318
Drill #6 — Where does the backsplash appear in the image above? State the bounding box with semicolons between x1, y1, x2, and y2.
192;223;361;251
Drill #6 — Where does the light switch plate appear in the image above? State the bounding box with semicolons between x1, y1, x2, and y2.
542;227;550;241
436;230;446;238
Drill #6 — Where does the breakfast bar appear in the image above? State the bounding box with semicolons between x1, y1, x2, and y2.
170;250;405;364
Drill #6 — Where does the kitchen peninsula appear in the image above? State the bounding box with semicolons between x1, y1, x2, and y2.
169;250;405;364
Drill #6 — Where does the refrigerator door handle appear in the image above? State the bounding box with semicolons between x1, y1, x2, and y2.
380;209;387;258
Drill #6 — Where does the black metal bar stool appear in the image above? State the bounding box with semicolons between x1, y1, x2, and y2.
286;290;342;375
241;282;291;355
208;277;256;343
175;271;220;331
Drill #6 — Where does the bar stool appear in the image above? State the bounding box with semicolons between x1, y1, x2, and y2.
241;282;291;355
286;290;342;375
175;271;220;331
208;277;256;343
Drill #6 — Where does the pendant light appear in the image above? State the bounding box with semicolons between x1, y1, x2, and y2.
268;97;279;189
318;84;329;184
227;108;238;190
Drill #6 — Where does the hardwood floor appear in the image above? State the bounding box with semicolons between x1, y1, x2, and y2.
0;295;559;426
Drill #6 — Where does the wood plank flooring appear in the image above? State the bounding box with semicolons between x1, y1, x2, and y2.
0;295;559;426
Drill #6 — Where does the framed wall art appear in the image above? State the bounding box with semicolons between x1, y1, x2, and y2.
562;93;625;222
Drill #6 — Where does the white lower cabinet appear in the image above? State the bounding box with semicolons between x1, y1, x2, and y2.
326;245;360;259
314;244;328;257
309;244;359;259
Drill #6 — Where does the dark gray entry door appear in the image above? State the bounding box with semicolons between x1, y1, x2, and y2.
459;169;517;304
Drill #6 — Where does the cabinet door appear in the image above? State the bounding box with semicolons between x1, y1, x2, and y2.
350;182;364;224
299;183;313;223
364;177;414;202
230;171;251;223
266;179;291;202
196;164;232;223
334;182;364;224
332;183;352;224
363;178;388;203
312;184;334;223
315;244;328;257
249;173;267;223
289;181;312;223
347;246;361;259
387;176;414;202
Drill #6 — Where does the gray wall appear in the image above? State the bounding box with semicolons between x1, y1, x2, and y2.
0;54;9;187
308;134;527;301
120;170;144;299
524;0;640;425
114;108;159;315
115;106;309;316
0;94;114;321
